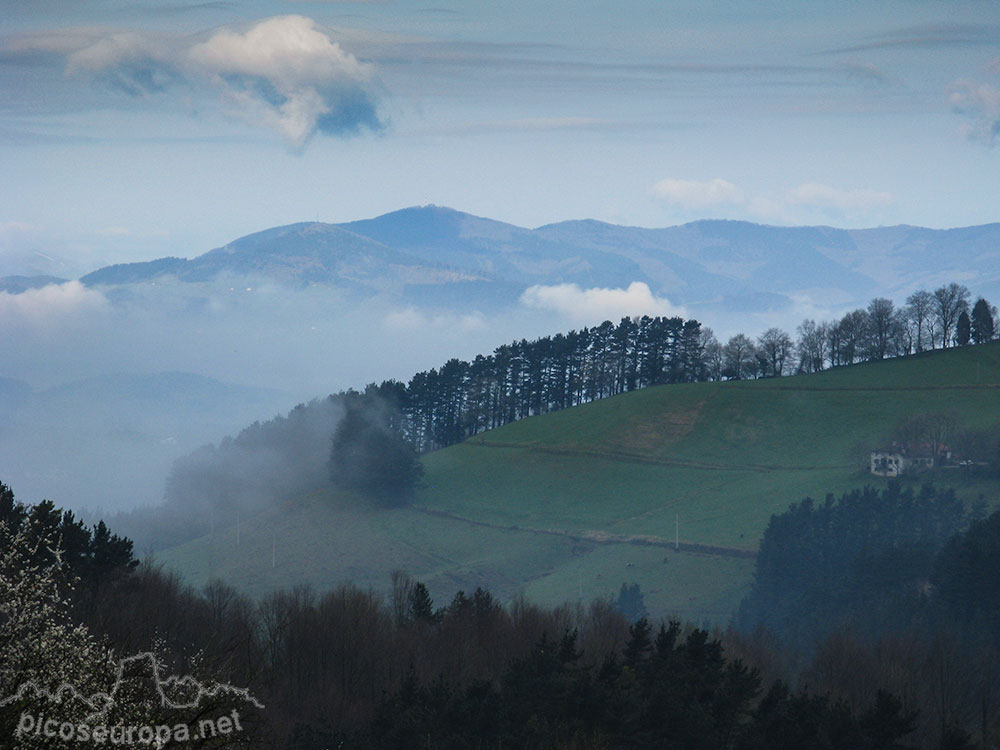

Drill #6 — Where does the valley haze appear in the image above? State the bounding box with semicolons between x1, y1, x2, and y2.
2;205;1000;516
3;0;999;517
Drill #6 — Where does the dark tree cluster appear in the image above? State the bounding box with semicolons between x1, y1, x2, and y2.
737;483;967;651
614;581;649;622
398;314;709;452
0;482;137;615
782;287;996;375
368;620;918;750
933;510;1000;643
328;389;423;505
733;484;1000;748
130;396;348;550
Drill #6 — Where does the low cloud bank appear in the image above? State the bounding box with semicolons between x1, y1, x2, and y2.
520;281;685;323
0;281;110;332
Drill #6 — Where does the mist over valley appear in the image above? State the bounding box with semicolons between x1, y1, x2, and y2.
4;205;1000;519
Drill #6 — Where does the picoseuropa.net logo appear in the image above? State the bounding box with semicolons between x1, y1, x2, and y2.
1;652;264;748
15;708;245;746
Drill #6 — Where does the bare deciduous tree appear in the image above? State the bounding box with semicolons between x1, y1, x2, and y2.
933;283;971;348
722;334;757;380
906;290;936;352
757;328;793;377
796;319;829;373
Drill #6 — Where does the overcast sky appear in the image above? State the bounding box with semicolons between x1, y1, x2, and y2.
2;0;999;274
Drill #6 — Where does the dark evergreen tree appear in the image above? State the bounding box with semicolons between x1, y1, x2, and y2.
614;582;649;622
86;520;138;582
408;582;438;623
857;690;918;749
938;722;975;750
933;510;1000;641
0;481;25;536
329;399;423;506
741;681;864;750
0;483;137;602
738;483;967;649
971;297;995;344
956;310;971;346
623;617;653;669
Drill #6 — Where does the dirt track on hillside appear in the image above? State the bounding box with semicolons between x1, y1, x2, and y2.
411;505;758;560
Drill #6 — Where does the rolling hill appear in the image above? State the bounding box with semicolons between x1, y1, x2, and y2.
157;340;1000;625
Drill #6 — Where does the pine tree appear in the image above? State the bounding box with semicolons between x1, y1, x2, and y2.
956;310;972;346
623;618;652;668
329;399;423;506
615;582;649;622
971;297;995;344
408;582;437;623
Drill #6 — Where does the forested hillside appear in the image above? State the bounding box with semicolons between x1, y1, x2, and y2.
155;280;997;532
148;334;1000;632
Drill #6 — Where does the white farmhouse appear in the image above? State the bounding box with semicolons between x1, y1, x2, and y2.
870;442;950;477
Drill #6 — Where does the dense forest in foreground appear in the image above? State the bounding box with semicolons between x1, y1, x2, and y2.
5;479;1000;748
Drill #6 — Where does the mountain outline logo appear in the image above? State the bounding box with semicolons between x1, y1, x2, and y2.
0;651;264;724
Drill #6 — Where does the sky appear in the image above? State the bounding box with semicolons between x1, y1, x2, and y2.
1;0;999;276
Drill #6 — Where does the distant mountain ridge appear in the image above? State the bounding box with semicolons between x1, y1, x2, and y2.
80;219;488;290
0;274;67;293
71;206;1000;312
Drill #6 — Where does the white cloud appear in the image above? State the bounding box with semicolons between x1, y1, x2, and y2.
650;178;744;212
26;16;382;148
188;16;368;84
520;281;685;323
187;16;378;148
786;182;893;213
950;79;1000;146
0;281;110;333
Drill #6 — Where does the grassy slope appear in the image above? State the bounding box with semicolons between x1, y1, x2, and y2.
158;342;1000;624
